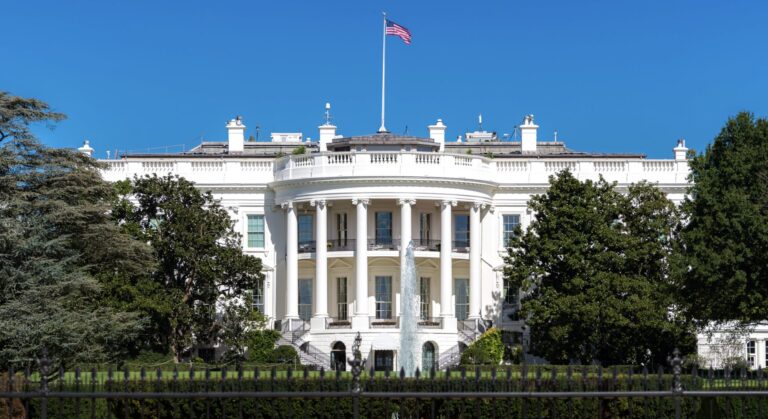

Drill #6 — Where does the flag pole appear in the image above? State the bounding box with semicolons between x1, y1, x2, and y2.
378;12;387;133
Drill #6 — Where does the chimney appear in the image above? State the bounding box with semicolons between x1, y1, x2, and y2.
226;116;246;153
318;102;337;152
674;138;688;161
428;119;447;152
77;140;94;157
520;114;538;153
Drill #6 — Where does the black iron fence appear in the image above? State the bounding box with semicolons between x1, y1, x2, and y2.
4;346;768;418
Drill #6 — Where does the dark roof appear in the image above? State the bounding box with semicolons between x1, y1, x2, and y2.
327;133;440;151
445;141;645;159
123;141;315;158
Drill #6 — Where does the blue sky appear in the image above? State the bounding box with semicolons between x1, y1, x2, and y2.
4;0;767;158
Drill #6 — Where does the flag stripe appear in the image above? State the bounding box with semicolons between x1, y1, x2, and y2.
385;19;412;45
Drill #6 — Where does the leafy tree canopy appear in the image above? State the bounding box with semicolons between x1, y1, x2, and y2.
504;171;694;366
114;174;264;362
678;112;768;323
0;92;152;369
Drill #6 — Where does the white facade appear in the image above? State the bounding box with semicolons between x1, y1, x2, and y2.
95;114;692;370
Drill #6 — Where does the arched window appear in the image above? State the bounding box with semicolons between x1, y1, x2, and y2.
422;342;436;372
331;341;347;371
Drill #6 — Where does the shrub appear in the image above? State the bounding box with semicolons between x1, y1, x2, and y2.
245;329;281;363
272;345;299;365
292;145;306;155
461;328;504;365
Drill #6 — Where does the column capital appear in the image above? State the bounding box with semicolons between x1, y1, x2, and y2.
439;200;457;208
310;199;328;209
472;201;486;210
351;198;370;206
488;205;496;213
397;198;416;206
280;201;294;210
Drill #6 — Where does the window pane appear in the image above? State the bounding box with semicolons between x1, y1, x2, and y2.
247;215;265;248
375;276;392;319
503;278;518;305
337;277;348;320
253;278;265;314
420;213;431;241
503;214;520;247
455;278;469;321
419;277;430;320
376;212;392;244
298;215;313;244
454;215;470;247
299;279;312;321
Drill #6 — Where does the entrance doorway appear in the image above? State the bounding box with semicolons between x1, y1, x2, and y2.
331;342;346;371
374;350;394;372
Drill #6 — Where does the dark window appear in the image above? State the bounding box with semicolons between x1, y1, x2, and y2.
454;215;470;248
375;276;392;319
375;212;393;245
298;214;313;244
502;214;520;247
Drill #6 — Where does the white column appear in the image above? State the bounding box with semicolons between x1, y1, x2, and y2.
283;202;299;320
312;199;328;322
398;198;415;261
353;198;370;324
440;200;456;318
469;202;483;320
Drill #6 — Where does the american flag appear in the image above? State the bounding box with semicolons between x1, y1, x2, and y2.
386;19;412;45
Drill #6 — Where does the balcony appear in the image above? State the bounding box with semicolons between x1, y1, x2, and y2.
367;239;398;251
452;241;470;253
328;238;355;251
416;317;442;329
412;239;440;252
298;240;316;253
273;152;496;184
369;316;400;328
326;317;352;329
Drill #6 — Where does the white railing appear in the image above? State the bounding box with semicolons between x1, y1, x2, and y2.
100;153;688;188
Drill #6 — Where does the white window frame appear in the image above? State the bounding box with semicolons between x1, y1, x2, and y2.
245;213;266;250
501;213;521;249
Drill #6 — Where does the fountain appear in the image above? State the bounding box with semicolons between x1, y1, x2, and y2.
399;241;419;376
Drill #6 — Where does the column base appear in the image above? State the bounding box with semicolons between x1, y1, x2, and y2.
310;315;328;331
441;316;457;331
352;315;370;330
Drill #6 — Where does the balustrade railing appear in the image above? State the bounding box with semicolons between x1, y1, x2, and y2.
416;317;442;328
369;316;399;328
298;240;316;253
412;239;440;251
325;317;352;329
367;239;397;251
327;238;355;251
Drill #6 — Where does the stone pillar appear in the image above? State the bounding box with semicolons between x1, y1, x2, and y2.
353;198;370;328
440;200;456;318
283;202;299;320
311;199;328;329
469;202;484;320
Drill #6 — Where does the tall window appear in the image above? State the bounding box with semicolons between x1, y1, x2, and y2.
503;278;518;306
336;213;348;246
422;342;436;372
454;215;470;248
375;212;393;245
298;214;313;245
247;215;265;248
419;277;431;320
420;213;431;242
252;278;265;314
299;279;312;321
502;214;520;248
375;276;392;319
748;340;756;367
337;277;348;320
455;278;469;321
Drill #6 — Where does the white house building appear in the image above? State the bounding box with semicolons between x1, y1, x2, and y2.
92;110;693;371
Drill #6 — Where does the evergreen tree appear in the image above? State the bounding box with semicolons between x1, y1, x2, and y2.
114;174;264;362
0;92;152;369
504;171;694;366
677;112;768;323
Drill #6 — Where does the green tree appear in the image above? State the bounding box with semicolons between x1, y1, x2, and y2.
677;112;768;323
0;92;152;369
504;171;694;366
460;328;504;365
114;174;264;362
